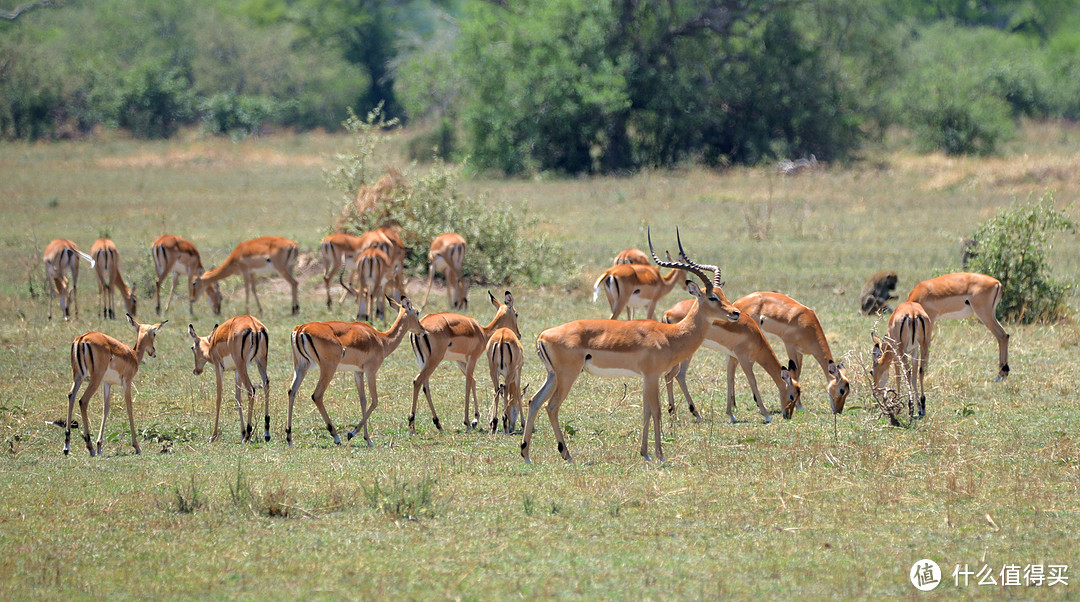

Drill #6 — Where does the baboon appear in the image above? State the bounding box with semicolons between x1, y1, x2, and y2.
859;270;898;315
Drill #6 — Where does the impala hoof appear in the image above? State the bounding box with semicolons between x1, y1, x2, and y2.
333;435;341;445
347;431;355;441
264;433;270;442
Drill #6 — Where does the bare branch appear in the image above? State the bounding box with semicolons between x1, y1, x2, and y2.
1;0;60;20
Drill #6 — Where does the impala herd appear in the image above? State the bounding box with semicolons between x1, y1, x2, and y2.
46;229;1010;462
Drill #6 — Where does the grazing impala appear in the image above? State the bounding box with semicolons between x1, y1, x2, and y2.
906;272;1009;381
151;234;222;316
733;291;849;413
193;236;300;316
663;299;799;424
871;301;932;421
410;291;519;433
319;232;364;308
593;263;685;320
44;238;95;320
420;232;467;310
520;231;739;464
614;248;650;265
89;238;137;320
189;315;270;443
287;296;425;446
486;327;525;433
361;227;407;302
64;314;167;456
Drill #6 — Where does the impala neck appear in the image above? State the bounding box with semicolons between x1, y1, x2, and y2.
481;309;510;339
380;308;413;353
201;255;239;283
115;272;133;302
132;332;153;363
661;268;686;288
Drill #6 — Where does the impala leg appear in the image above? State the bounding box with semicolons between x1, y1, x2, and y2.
76;369;104;456
521;362;566;463
247;271;265;315
123;381;141;455
236;358;259;443
310;364;341;445
347;371;374;446
258;357;271;442
458;359;480;430
738;357;771;423
70;265;79;319
209;366;224;443
233;370;250;442
545;383;575;463
64;372;84;455
785;345;805;410
96;383;111;456
286;360;309;447
489;358;502;433
725;355;739;423
282;267;300;315
410;334;444;432
647;377;665;462
918;330;931;417
972;297;1010;380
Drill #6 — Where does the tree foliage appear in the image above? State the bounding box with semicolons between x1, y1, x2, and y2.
967;194;1076;324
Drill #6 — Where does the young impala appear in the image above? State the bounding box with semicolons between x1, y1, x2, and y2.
906;272;1009;381
64;314;167;456
521;231;739;464
592;262;686;320
44;238;95;320
663;299;799;424
287;296;426;446
420;232;467;310
90;238;137;320
733;291;849;413
193;236;300;316
486;327;525;433
151;234;222;316
189;315;271;443
871;301;932;421
410;291;519;433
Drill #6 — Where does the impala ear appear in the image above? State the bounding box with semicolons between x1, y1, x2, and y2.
151;320;167;333
386;295;401;310
188;324;198;339
781;367;791;383
126;313;138;329
488;290;498;307
788;359;797;372
871;345;883;362
686;280;701;296
504;290;513;307
828;361;838;376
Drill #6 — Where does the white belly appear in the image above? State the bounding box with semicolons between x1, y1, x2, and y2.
432;256;450;272
625;294;651;308
339;360;363;373
220;355;237;371
173;262;192;276
103;367;123;386
250;261;277;276
701;338;736;357
583;362;641;379
937;307;973;320
445;349;471;364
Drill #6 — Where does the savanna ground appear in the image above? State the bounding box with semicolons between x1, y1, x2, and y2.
1;123;1079;599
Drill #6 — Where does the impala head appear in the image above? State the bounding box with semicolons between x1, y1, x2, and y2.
501;382;529;434
780;367;800;419
870;332;891;394
490;290;520;338
124;285;138;316
191;273;223;315
128;313;167;359
451;277;469;311
188;323;218;376
648;228;739;323
827;360;850;414
390;295;426;336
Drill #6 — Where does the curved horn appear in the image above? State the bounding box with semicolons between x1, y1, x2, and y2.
648;227;713;292
675;228;723;289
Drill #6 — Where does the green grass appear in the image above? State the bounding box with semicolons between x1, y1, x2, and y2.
1;124;1079;598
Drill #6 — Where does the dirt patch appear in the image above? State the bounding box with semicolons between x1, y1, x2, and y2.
95;144;329;169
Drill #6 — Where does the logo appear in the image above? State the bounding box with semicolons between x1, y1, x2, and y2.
911;559;942;591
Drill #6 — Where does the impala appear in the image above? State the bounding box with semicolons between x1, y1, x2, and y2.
410;291;519;433
287;296;425;446
44;238;95;320
520;231;738;464
193;236;300;316
351;247;392;322
319;232;364;308
360;227;407;302
90;238;137;320
663;299;799;424
592;262;686;320
733;291;849;413
64;314;167;456
486;327;525;433
420;232;467;310
151;234;222;316
614;248;650;265
871;301;932;421
189;315;270;443
906;272;1009;381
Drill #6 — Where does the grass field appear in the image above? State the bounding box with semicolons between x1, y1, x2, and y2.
1;123;1079;598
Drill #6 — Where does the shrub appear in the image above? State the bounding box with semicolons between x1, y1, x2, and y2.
966;194;1076;323
199;93;281;139
115;60;195;139
329;106;569;287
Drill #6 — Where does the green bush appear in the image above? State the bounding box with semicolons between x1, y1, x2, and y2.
966;194;1076;324
330;107;568;287
115;60;195;139
199;93;281;139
